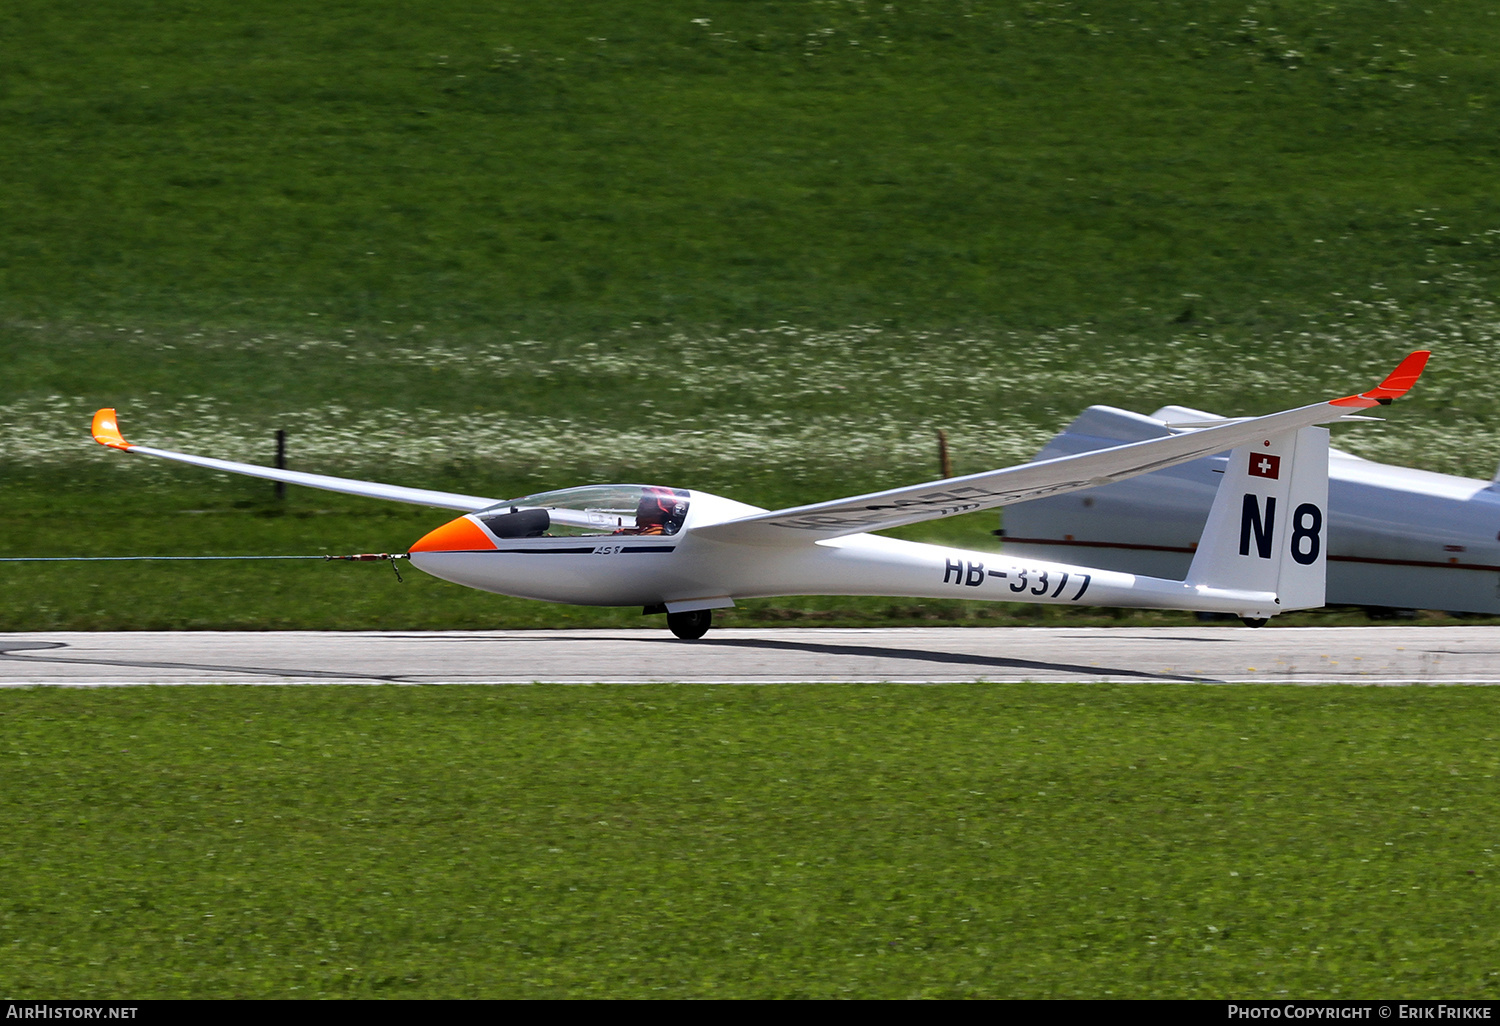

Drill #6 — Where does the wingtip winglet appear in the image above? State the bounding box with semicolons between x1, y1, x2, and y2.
1328;350;1431;409
91;408;132;451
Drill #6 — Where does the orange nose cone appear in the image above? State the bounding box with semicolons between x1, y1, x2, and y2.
410;516;497;553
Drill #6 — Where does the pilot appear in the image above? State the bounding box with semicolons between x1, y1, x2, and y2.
614;488;684;536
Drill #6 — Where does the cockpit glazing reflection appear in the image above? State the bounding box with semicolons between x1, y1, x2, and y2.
475;485;690;539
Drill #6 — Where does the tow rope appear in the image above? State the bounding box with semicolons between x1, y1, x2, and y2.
0;552;409;580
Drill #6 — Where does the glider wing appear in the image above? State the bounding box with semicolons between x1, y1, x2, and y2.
690;351;1430;545
90;409;501;512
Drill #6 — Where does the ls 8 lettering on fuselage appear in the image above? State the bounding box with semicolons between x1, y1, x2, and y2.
943;558;1091;601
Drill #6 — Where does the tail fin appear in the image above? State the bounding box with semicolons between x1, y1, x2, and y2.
1186;425;1329;612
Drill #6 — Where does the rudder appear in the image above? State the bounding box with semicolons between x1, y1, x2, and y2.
1185;425;1329;612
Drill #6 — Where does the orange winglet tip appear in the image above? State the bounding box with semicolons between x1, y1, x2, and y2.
1328;350;1430;408
409;515;497;553
91;408;133;450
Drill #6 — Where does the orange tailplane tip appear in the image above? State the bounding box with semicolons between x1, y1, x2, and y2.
91;408;132;450
1329;350;1431;409
410;516;497;553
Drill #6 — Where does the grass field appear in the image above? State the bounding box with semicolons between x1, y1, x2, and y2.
5;3;1500;999
5;324;1499;630
5;1;1500;334
3;682;1497;998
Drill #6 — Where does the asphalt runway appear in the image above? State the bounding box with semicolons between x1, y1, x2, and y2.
2;626;1499;686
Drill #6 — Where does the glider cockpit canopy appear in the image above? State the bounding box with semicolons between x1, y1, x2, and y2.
474;485;690;539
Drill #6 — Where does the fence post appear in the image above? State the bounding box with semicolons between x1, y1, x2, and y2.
936;429;953;479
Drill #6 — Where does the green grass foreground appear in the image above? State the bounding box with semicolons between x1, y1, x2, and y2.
2;682;1497;998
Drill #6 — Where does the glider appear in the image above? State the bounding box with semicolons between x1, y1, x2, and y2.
1004;369;1498;615
91;351;1429;638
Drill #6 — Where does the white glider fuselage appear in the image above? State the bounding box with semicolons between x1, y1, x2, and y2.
408;489;1282;619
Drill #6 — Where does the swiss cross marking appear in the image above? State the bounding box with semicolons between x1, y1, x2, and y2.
1248;453;1281;479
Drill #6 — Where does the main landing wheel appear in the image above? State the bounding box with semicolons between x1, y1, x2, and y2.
667;609;712;640
1240;616;1268;628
